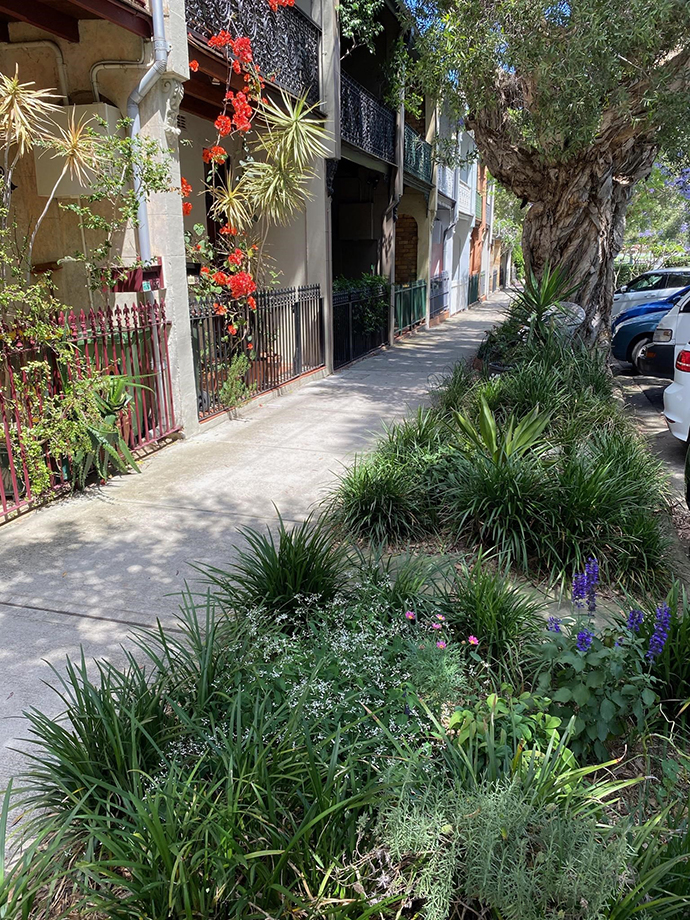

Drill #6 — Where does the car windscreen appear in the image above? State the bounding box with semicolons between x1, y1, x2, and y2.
626;273;667;291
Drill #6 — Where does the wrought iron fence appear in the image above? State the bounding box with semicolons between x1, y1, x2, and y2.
430;272;450;318
333;283;389;369
340;73;396;164
0;302;177;521
403;125;432;185
468;272;480;305
190;284;323;420
394;279;427;332
185;0;321;106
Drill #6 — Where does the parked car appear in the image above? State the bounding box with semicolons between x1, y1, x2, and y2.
613;267;690;318
610;293;684;372
663;345;690;443
637;288;690;378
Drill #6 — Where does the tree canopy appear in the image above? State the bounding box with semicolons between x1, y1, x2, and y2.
410;0;690;330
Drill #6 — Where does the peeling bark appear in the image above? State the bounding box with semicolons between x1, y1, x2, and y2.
465;72;661;339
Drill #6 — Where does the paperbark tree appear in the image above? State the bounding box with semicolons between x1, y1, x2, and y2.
411;0;690;336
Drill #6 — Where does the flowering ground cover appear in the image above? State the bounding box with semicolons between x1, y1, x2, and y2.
2;288;689;920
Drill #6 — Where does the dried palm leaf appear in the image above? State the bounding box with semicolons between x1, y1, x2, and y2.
0;67;60;156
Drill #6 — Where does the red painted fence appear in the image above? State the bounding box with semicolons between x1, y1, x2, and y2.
0;301;178;521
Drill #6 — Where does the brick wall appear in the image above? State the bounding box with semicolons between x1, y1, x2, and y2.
395;214;418;283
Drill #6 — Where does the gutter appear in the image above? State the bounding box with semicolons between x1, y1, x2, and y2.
126;0;170;266
0;41;69;102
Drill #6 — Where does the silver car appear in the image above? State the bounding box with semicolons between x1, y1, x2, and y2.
612;267;690;318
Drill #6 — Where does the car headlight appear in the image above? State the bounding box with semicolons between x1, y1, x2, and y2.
653;328;673;343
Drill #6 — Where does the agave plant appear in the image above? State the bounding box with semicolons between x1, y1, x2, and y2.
452;395;551;465
509;263;581;343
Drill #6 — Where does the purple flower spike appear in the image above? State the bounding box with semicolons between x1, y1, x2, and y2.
572;571;587;608
576;629;593;652
626;609;644;633
585;557;599;613
547;616;561;633
647;604;671;659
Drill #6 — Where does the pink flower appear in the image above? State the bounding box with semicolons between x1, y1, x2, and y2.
468;635;479;645
405;611;416;621
436;614;446;621
436;640;447;649
432;623;442;630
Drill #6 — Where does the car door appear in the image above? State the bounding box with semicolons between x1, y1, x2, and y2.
614;272;669;311
657;272;690;302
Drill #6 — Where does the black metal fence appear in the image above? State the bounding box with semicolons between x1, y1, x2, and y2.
190;284;323;420
468;272;480;305
333;283;389;369
430;272;450;318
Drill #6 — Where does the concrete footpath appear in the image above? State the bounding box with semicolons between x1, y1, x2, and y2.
0;296;506;780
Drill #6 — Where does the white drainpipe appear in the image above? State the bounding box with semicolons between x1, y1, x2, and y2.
127;0;170;266
0;40;69;101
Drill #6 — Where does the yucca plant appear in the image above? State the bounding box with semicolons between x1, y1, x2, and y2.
452;396;551;465
509;262;581;340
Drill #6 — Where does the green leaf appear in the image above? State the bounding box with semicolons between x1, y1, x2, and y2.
552;687;572;703
599;698;616;722
641;688;657;707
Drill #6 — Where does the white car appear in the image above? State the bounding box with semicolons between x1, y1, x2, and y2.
663;345;690;442
613;267;690;319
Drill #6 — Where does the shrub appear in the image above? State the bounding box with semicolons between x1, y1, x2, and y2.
377;407;447;462
438;425;668;588
532;615;658;761
349;546;445;618
440;554;543;660
201;513;348;624
329;454;427;544
430;361;474;417
379;781;629;920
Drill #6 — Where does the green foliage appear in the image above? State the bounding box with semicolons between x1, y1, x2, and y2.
329;454;428;544
640;583;690;714
533;619;658;761
379;781;629;920
623;164;690;262
452;397;551;464
442;554;543;660
415;0;690;165
338;0;385;56
218;352;254;408
333;273;390;334
200;514;348;624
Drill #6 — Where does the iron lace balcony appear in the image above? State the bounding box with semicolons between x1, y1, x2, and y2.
185;0;321;106
403;124;432;185
340;73;396;164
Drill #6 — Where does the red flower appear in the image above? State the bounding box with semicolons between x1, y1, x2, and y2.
215;114;233;136
213;302;227;316
182;201;192;216
247;341;254;350
180;176;192;198
228;248;244;266
212;270;230;286
232;60;241;74
202;145;227;164
208;30;232;48
247;295;257;310
219;224;236;235
195;243;202;250
230;36;253;63
229;270;256;299
200;266;210;275
227;323;237;335
189;59;199;72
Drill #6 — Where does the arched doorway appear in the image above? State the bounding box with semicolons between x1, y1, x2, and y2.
395;213;418;283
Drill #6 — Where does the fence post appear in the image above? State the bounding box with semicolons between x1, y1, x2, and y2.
293;292;303;376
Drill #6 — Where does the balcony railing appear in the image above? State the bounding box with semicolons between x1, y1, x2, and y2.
456;180;472;216
475;191;483;221
437;163;455;199
403;125;432;185
185;0;321;106
340;73;396;164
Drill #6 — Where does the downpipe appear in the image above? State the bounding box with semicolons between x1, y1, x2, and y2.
126;0;170;437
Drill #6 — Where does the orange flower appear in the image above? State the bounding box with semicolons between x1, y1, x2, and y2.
182;201;192;216
189;59;199;72
202;145;227;164
213;302;227;316
247;341;254;350
180;176;192;198
227;323;237;335
200;266;210;275
212;270;230;286
247;295;257;310
219;224;236;235
215;114;233;136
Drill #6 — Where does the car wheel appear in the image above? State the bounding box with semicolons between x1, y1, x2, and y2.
630;337;652;374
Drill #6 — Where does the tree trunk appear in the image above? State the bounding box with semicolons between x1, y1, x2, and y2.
466;101;658;341
521;156;642;339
